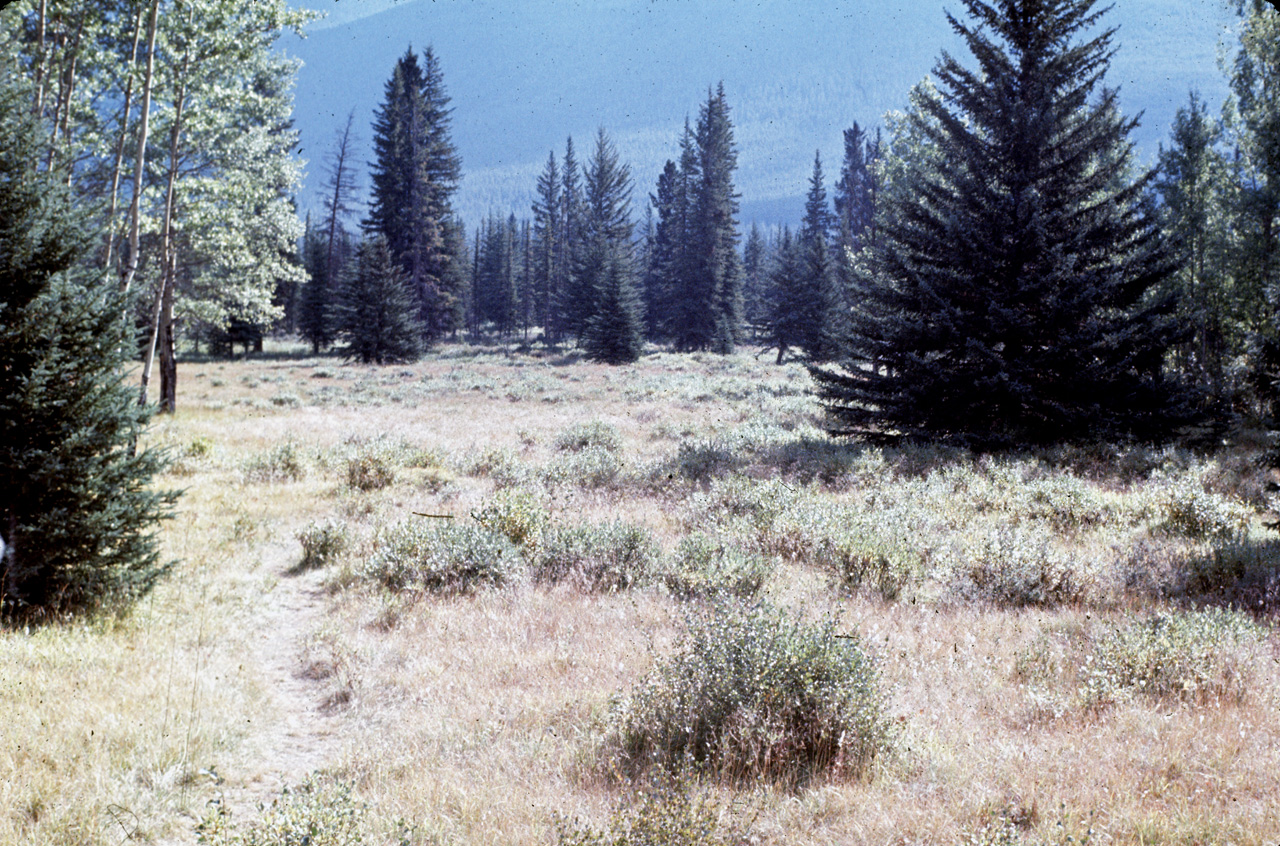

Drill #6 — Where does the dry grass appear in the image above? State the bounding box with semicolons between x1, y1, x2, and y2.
4;341;1280;845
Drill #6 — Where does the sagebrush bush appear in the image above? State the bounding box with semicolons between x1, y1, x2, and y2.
948;526;1086;607
555;776;750;846
608;601;891;786
555;419;623;453
1082;608;1268;707
363;520;524;594
296;520;350;571
535;521;661;591
663;533;772;599
545;444;624;488
1156;473;1250;540
196;776;365;845
463;445;528;488
472;488;549;553
243;440;307;483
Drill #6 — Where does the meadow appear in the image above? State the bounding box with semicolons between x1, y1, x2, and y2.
2;343;1278;845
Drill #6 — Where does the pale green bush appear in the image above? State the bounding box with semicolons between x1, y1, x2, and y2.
296;520;350;571
948;526;1086;607
1082;608;1268;707
554;419;623;453
243;440;307;483
608;602;891;786
535;522;661;591
363;520;524;594
663;533;772;600
472;488;549;553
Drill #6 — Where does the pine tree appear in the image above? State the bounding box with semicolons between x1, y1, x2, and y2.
584;253;645;364
532;150;561;342
299;218;337;353
767;227;805;364
834;122;881;255
694;84;744;354
811;0;1195;447
365;46;462;346
0;68;175;619
797;152;845;361
558;136;588;341
741;222;770;340
335;236;423;364
646;158;683;341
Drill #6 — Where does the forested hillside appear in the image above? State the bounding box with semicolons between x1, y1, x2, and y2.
283;0;1235;226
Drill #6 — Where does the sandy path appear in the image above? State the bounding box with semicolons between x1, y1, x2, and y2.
216;535;345;821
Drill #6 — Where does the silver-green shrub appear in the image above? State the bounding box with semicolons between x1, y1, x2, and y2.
1082;608;1268;707
663;533;772;600
296;520;350;571
608;602;891;786
554;419;623;453
535;522;661;591
363;520;524;594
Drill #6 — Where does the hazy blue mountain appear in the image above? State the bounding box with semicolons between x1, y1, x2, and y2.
281;0;1236;229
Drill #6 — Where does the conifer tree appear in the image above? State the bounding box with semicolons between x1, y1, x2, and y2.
741;222;770;340
336;236;423;364
694;84;744;353
767;227;805;364
299;219;337;353
558;136;588;341
0;67;174;619
834;122;880;254
797;152;845;361
584;254;645;364
812;0;1194;447
365;46;462;345
532;150;561;341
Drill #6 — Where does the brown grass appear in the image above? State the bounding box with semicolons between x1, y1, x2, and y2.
3;342;1279;845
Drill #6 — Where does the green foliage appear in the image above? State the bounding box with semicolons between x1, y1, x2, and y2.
296;520;351;571
0;65;175;619
535;522;661;591
1155;473;1250;539
335;236;423;365
608;601;891;786
554;777;750;846
811;0;1195;447
546;444;625;489
471;488;549;553
555;419;624;453
1082;608;1268;707
243;440;308;483
196;776;365;846
363;520;524;594
663;533;772;600
947;527;1086;608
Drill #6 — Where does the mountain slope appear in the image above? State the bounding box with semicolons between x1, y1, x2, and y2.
281;0;1236;229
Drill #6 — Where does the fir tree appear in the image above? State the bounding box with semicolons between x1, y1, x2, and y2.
834;122;880;254
364;46;462;345
797;152;845;361
741;222;770;340
336;236;423;364
812;0;1195;447
584;254;645;364
767;227;805;364
694;84;744;353
532;150;561;342
558;136;588;341
0;70;175;619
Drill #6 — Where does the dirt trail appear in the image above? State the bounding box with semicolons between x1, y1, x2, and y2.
217;536;345;821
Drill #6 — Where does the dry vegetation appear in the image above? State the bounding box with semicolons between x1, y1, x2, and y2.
3;342;1280;845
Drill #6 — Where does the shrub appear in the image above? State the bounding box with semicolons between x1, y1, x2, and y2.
243;440;307;483
362;520;524;594
345;451;395;491
948;526;1085;607
1156;474;1249;540
535;522;661;591
1082;608;1268;708
608;601;891;786
554;776;750;846
296;520;350;571
196;776;365;846
463;445;528;488
472;488;549;554
555;419;623;453
545;444;624;489
663;533;772;599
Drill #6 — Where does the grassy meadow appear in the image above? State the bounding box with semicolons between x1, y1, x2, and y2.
3;342;1280;845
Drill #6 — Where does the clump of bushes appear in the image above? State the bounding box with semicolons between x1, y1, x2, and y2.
663;533;772;599
555;419;623;453
607;602;891;786
1155;473;1250;540
345;451;395;491
535;522;661;592
545;444;625;488
197;776;365;846
1082;608;1268;708
472;488;549;554
243;440;307;483
948;526;1086;607
296;520;351;571
362;520;524;594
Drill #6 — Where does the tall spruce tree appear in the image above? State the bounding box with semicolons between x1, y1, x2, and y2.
0;66;175;619
834;122;881;255
694;84;744;353
336;236;423;364
811;0;1194;447
578;128;643;363
532;150;561;342
365;46;462;345
797;152;845;361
